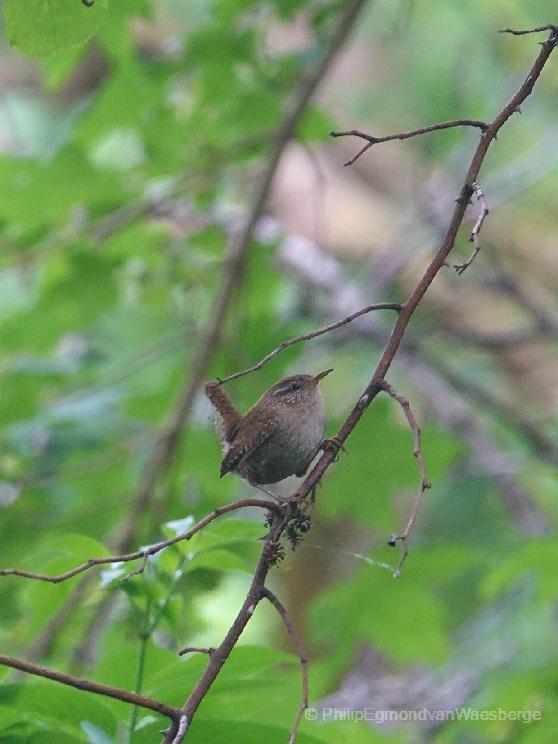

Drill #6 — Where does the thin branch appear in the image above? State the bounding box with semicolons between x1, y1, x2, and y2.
0;655;179;721
296;28;558;515
0;499;279;584
331;120;488;166
15;23;554;743
261;588;308;744
217;303;401;385
453;182;489;274
380;381;430;577
499;25;558;36
278;233;550;533
161;509;290;744
178;647;215;657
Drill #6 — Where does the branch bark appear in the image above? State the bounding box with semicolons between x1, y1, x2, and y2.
262;587;309;744
0;499;279;583
0;655;180;722
164;25;557;744
3;22;555;744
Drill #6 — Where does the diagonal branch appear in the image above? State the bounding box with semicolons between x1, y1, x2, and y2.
297;28;558;513
380;381;430;577
0;655;180;722
160;27;557;744
161;2;373;740
261;587;309;744
217;303;401;385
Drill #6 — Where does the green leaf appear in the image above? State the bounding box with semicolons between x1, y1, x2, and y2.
186;548;250;574
311;557;449;664
482;539;558;602
133;718;328;744
81;721;117;744
0;681;116;737
297;105;339;142
4;0;108;58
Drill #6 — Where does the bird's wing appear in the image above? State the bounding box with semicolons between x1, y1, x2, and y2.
219;409;276;478
205;382;241;442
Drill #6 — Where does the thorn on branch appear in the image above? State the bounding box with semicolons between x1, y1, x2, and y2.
453;182;489;275
380;380;431;577
81;0;95;6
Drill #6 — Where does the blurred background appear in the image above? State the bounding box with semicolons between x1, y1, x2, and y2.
0;1;557;742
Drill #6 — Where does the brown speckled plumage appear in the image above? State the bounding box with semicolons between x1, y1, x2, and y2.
205;372;331;487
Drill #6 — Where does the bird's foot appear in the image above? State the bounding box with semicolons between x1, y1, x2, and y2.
255;484;291;505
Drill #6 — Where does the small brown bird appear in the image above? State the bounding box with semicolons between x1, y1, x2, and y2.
205;370;332;498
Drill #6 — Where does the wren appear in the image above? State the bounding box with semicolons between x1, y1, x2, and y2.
205;370;332;498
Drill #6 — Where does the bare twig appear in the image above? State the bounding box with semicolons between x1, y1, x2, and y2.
380;381;430;577
261;588;308;744
9;23;556;743
301;27;558;515
453;182;489;274
499;25;558;36
217;303;401;385
161;509;290;744
165;30;557;741
0;499;279;584
331;120;488;166
278;234;550;534
178;647;215;657
0;655;180;721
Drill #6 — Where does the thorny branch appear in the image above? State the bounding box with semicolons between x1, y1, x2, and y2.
2;23;556;744
380;381;430;577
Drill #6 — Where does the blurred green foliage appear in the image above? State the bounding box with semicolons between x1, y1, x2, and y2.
0;1;557;743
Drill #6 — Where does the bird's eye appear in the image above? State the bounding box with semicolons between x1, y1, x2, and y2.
289;382;300;392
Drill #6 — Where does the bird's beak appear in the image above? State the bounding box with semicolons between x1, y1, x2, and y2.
313;368;333;385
